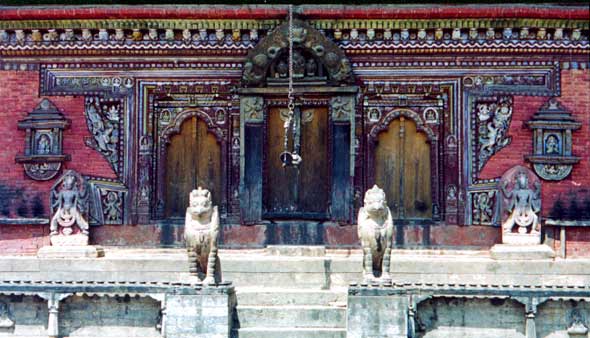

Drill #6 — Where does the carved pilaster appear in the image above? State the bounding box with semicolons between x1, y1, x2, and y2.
38;293;72;338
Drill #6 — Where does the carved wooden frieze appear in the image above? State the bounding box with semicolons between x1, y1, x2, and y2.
525;98;581;180
242;19;353;87
473;96;513;172
84;96;123;175
15;99;71;181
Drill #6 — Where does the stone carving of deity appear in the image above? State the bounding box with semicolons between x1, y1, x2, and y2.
37;134;50;155
545;134;560;155
500;167;541;237
50;171;89;243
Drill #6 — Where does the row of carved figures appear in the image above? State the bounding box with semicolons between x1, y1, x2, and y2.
0;27;586;45
50;165;544;285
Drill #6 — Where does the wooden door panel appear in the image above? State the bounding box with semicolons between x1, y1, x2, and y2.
264;107;330;217
375;116;432;220
165;116;221;217
375;119;402;217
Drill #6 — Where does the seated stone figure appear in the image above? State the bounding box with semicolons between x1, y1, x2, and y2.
184;187;221;284
501;168;541;235
50;171;89;240
358;185;394;282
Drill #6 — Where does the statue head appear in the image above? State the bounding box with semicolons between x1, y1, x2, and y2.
189;187;213;215
62;174;76;190
363;185;388;216
515;170;529;189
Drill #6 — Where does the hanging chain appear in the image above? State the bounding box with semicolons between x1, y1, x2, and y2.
283;4;294;156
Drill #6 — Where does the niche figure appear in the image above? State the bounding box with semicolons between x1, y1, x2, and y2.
184;187;221;284
37;134;51;155
358;185;394;282
500;168;541;235
50;171;89;244
544;134;560;155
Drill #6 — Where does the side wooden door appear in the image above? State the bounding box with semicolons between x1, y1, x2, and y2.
375;116;432;219
165;116;221;217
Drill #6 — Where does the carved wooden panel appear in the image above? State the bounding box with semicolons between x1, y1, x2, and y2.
264;107;330;218
375;117;432;219
165;117;221;217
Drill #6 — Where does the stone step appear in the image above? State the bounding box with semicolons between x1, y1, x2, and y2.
236;287;347;306
234;327;347;338
236;305;346;329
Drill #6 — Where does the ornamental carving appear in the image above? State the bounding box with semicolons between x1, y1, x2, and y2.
50;170;90;246
15;99;71;181
472;190;496;225
475;96;513;172
241;96;264;123
499;166;542;245
330;96;354;121
526;98;581;181
184;187;221;285
358;185;394;283
84;97;122;175
242;19;353;87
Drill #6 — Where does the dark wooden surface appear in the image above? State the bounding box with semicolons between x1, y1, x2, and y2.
375;117;432;220
165;117;221;217
264;107;330;217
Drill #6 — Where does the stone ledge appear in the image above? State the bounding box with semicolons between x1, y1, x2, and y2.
37;245;105;258
490;244;555;260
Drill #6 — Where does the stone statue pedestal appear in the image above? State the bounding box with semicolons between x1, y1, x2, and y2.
491;243;555;260
38;245;104;258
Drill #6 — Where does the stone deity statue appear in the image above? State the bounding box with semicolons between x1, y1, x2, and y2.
500;167;541;235
184;187;221;284
50;171;89;239
358;185;394;282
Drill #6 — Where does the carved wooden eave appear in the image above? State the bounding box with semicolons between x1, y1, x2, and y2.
241;18;354;87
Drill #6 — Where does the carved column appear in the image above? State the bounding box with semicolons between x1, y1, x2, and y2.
239;96;264;223
38;293;72;338
330;95;356;222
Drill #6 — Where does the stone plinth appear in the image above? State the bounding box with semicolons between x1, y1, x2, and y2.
490;244;555;260
165;286;235;338
49;233;89;246
347;284;408;338
37;245;105;258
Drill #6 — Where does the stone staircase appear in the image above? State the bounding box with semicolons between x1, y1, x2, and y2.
233;287;347;338
229;246;348;338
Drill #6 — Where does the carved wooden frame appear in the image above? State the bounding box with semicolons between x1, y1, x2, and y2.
155;108;228;219
366;108;442;221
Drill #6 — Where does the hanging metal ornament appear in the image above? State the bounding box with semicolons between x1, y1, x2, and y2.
280;4;302;168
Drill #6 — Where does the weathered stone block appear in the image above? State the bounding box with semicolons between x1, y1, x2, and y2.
347;291;407;338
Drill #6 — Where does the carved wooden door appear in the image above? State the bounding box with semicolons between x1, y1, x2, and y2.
165;116;221;217
264;107;330;218
375;117;432;219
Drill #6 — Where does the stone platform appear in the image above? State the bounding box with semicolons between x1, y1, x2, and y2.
1;248;589;338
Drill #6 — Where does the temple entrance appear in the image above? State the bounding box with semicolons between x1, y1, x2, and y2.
375;116;432;219
165;116;221;217
264;107;331;219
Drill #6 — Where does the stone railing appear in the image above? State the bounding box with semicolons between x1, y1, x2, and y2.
0;280;235;338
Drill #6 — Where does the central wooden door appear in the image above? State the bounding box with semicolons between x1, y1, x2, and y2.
264;107;330;218
165;116;221;217
375;116;432;219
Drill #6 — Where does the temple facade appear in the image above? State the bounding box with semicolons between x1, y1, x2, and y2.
0;4;589;338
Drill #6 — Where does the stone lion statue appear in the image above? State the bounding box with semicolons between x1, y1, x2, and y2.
184;187;221;284
358;185;394;282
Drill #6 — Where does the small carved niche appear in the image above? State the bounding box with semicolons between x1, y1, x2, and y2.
525;98;581;180
15;99;71;181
